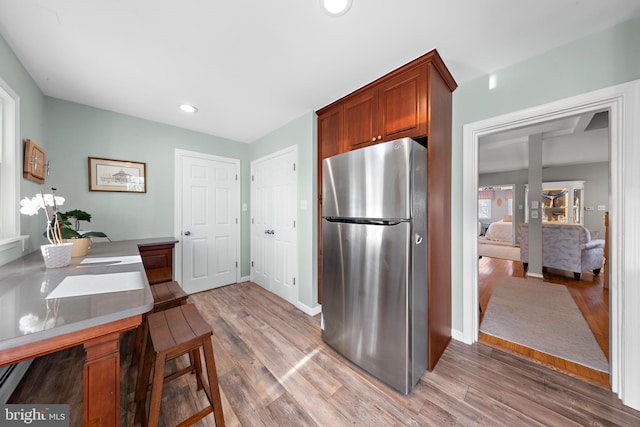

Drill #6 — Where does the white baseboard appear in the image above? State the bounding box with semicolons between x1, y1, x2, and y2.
451;328;465;343
296;301;321;317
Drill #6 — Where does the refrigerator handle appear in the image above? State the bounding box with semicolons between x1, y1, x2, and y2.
415;234;423;245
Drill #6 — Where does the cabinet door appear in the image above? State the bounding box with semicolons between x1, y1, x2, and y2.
378;65;428;141
572;187;583;224
343;88;379;151
318;105;344;160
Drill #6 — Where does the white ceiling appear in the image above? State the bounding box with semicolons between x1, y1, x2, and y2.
478;111;610;175
0;1;639;143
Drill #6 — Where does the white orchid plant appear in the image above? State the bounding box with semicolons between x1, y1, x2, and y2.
20;188;66;245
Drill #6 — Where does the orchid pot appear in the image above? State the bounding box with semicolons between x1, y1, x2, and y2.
40;242;74;268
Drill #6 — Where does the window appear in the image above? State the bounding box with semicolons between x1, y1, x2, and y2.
505;188;513;215
478;199;491;220
478;188;493;220
0;77;20;242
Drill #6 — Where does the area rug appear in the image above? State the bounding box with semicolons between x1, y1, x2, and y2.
478;238;520;261
480;277;609;372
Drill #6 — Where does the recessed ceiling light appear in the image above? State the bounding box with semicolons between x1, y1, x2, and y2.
179;104;198;113
320;0;353;17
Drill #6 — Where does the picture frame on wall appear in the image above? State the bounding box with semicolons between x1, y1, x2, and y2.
88;157;146;193
23;139;47;184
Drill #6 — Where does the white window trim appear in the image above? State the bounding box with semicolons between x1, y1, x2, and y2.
0;76;22;246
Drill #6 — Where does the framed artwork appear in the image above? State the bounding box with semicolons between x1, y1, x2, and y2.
23;139;47;184
88;157;146;193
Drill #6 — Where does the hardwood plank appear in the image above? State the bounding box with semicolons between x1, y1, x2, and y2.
267;393;318;427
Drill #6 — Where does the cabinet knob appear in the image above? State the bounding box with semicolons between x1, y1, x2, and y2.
371;137;376;142
377;136;381;140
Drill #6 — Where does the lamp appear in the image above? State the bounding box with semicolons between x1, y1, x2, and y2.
320;0;353;17
179;104;198;113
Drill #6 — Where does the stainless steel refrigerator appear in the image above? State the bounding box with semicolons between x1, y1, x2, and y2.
321;137;428;395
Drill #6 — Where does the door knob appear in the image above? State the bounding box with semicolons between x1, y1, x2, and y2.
184;231;191;236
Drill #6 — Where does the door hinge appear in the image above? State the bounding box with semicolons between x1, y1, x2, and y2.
252;218;254;224
251;261;254;267
236;218;238;224
252;175;254;181
293;277;296;285
293;220;296;228
293;163;296;171
236;174;238;181
236;261;238;268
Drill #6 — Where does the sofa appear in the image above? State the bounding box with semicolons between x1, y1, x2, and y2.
517;222;605;280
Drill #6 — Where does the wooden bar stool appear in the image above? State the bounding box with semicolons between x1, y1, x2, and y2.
135;303;225;427
131;280;189;366
149;280;189;311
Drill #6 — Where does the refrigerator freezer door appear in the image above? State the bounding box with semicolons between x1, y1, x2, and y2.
323;138;420;220
321;219;411;393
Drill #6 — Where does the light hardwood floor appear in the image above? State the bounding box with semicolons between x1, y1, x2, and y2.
11;280;639;426
478;255;610;387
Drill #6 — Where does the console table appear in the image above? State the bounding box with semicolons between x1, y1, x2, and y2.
0;238;175;426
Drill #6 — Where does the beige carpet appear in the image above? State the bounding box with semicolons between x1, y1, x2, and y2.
480;277;609;372
478;238;520;261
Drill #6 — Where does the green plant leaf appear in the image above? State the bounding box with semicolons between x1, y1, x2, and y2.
80;231;111;241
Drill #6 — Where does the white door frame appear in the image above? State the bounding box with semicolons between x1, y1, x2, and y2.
250;144;298;303
174;149;242;289
461;80;640;409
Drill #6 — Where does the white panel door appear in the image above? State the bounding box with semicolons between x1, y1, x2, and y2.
251;146;297;305
182;154;239;294
251;157;273;290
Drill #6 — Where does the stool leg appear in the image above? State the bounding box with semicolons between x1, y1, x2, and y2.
147;352;167;427
191;348;204;391
202;339;225;427
134;323;152;425
130;316;144;366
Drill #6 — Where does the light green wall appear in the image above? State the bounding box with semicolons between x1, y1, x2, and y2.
43;98;252;276
250;112;319;309
0;33;47;263
451;16;640;332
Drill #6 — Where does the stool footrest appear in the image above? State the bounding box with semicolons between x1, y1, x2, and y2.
176;407;214;427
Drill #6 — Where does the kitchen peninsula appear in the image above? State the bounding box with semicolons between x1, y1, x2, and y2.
0;238;175;426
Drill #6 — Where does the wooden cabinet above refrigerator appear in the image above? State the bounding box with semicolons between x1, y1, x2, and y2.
317;49;457;157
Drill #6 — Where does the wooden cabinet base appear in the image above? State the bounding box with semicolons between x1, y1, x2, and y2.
0;315;142;427
84;332;121;427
